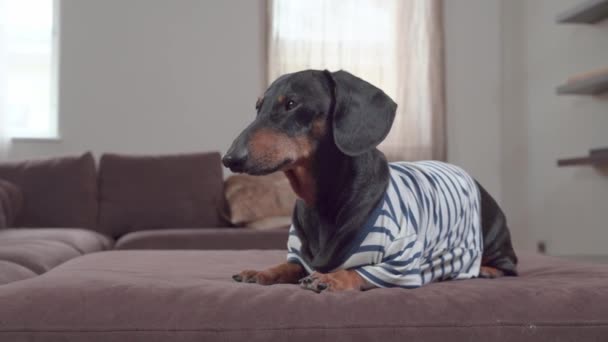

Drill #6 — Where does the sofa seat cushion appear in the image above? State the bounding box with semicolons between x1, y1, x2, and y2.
0;153;98;229
0;251;606;342
115;227;289;250
0;239;81;274
0;260;36;285
98;152;227;238
0;228;113;254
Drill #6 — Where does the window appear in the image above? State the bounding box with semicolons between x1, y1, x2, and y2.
0;0;58;139
269;0;399;100
268;0;446;161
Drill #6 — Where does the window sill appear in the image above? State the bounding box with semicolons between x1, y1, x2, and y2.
11;137;62;143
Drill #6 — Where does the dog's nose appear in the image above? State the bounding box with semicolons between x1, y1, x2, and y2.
222;148;248;172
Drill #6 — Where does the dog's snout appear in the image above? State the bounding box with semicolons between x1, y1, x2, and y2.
222;147;249;172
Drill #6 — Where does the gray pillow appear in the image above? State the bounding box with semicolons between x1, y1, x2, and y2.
98;152;227;237
0;153;98;229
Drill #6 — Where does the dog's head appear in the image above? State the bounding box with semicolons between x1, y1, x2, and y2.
222;70;397;175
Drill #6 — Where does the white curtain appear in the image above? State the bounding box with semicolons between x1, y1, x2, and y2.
268;0;445;161
0;0;10;159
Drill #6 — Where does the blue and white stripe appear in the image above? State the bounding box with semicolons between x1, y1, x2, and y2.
287;161;483;288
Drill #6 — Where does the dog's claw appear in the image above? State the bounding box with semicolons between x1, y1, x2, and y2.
232;274;242;282
299;274;330;293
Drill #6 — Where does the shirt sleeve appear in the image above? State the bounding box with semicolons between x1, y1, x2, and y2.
286;225;314;274
354;236;424;289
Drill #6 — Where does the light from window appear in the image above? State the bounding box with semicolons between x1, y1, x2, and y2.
268;0;442;161
268;0;399;99
0;0;58;139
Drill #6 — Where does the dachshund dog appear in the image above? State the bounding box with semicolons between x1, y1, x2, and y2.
223;70;517;292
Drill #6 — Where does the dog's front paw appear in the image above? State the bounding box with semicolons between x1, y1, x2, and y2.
299;270;365;293
299;273;330;293
232;270;278;285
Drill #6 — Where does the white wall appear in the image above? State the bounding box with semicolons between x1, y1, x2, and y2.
521;0;608;256
446;0;608;255
499;0;533;251
445;0;504;204
10;0;267;162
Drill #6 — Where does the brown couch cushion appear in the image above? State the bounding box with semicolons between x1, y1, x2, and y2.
0;153;98;229
114;227;289;250
0;251;605;341
0;239;81;274
0;260;36;285
0;228;113;254
223;172;296;225
0;179;24;228
98;152;227;237
0;206;5;229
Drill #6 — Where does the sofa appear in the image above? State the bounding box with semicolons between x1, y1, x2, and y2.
1;152;607;341
0;151;290;286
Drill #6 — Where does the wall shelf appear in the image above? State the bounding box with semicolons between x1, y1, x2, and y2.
556;73;608;95
555;3;607;167
557;148;608;167
557;0;608;24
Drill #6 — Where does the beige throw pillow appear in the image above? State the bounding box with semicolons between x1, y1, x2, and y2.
224;172;297;226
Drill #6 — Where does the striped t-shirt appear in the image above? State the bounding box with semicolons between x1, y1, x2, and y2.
287;161;483;288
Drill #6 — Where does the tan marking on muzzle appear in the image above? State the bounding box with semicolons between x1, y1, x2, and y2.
248;129;318;205
248;129;313;168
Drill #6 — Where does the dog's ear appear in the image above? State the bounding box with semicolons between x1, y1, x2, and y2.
324;70;397;156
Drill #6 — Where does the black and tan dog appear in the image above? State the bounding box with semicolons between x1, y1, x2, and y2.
223;70;517;292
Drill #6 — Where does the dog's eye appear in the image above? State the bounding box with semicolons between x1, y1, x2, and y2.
285;100;296;111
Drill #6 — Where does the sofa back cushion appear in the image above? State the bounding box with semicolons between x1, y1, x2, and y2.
98;152;227;237
0;153;98;229
0;179;24;228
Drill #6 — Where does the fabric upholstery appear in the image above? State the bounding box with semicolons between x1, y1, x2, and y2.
0;228;113;254
0;239;81;274
98;152;227;237
115;227;289;250
0;205;4;229
223;172;296;225
0;153;98;229
244;216;292;230
0;260;36;285
0;179;23;228
0;251;605;341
